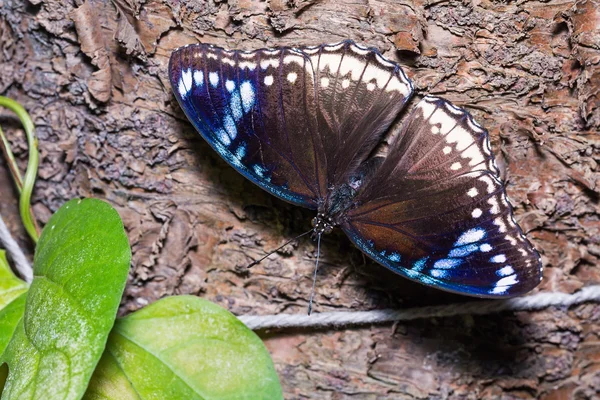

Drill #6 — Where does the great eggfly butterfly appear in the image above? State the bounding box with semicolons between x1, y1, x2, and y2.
168;40;542;302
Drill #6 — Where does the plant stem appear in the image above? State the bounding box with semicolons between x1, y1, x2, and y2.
0;125;24;191
0;96;40;243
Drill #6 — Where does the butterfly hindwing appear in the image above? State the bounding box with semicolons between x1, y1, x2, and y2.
306;41;413;189
343;96;542;297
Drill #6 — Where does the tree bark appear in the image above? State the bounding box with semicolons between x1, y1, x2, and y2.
1;0;599;398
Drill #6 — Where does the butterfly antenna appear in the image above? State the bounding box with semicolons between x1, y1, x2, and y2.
307;233;322;315
247;229;312;269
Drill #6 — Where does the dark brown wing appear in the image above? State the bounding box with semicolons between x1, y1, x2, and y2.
342;96;543;298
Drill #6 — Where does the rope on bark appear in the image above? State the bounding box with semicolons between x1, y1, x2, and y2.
238;285;600;330
0;213;32;283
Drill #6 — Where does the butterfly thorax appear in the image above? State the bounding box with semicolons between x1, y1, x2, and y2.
319;157;384;226
313;182;362;236
311;213;334;236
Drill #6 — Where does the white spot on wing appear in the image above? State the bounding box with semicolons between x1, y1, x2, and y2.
497;266;515;276
222;57;235;67
496;274;518;287
230;91;242;120
223;115;237;140
467;187;478;197
260;58;279;70
505;235;517;245
386;76;410;96
264;75;274;86
430;269;448;278
455;228;485;246
445;102;464;115
445;126;473;151
450;162;461;171
178;68;192;97
209;72;219;87
417;99;437;121
429;108;459;136
375;53;395;68
317;54;364;81
491;254;507;263
350;43;370;55
361;64;390;90
283;54;304;66
480;243;492;252
472;208;482;218
433;258;462;269
240;81;255;112
239;61;256;71
488;197;500;214
494;217;507;233
216;129;231;146
193;70;203;87
287;72;298;83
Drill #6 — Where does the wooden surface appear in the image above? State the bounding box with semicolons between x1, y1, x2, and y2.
1;0;599;398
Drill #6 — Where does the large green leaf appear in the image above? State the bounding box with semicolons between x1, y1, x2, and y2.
84;296;283;400
0;199;131;400
0;250;28;356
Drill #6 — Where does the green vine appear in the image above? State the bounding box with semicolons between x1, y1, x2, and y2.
0;96;40;243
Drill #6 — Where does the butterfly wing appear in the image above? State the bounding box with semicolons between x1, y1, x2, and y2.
303;41;413;190
342;96;543;298
169;41;413;210
169;43;325;208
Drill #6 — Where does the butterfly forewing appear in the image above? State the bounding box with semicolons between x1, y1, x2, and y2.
344;96;542;297
170;41;414;211
169;44;325;208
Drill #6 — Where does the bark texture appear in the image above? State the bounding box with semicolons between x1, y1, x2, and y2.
1;0;599;398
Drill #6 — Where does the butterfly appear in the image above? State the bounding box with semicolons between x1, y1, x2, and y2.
168;40;543;307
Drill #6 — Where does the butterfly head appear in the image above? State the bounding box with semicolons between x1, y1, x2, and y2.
311;213;334;236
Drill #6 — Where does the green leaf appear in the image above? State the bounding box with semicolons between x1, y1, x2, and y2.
0;250;28;355
85;296;283;400
0;198;131;400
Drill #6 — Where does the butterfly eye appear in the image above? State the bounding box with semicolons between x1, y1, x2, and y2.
324;225;333;235
311;217;318;227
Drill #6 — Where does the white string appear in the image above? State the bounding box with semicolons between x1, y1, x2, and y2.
238;285;600;330
0;214;33;283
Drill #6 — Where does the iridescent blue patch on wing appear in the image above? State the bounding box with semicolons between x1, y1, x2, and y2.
448;243;479;258
388;252;401;262
433;258;462;269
